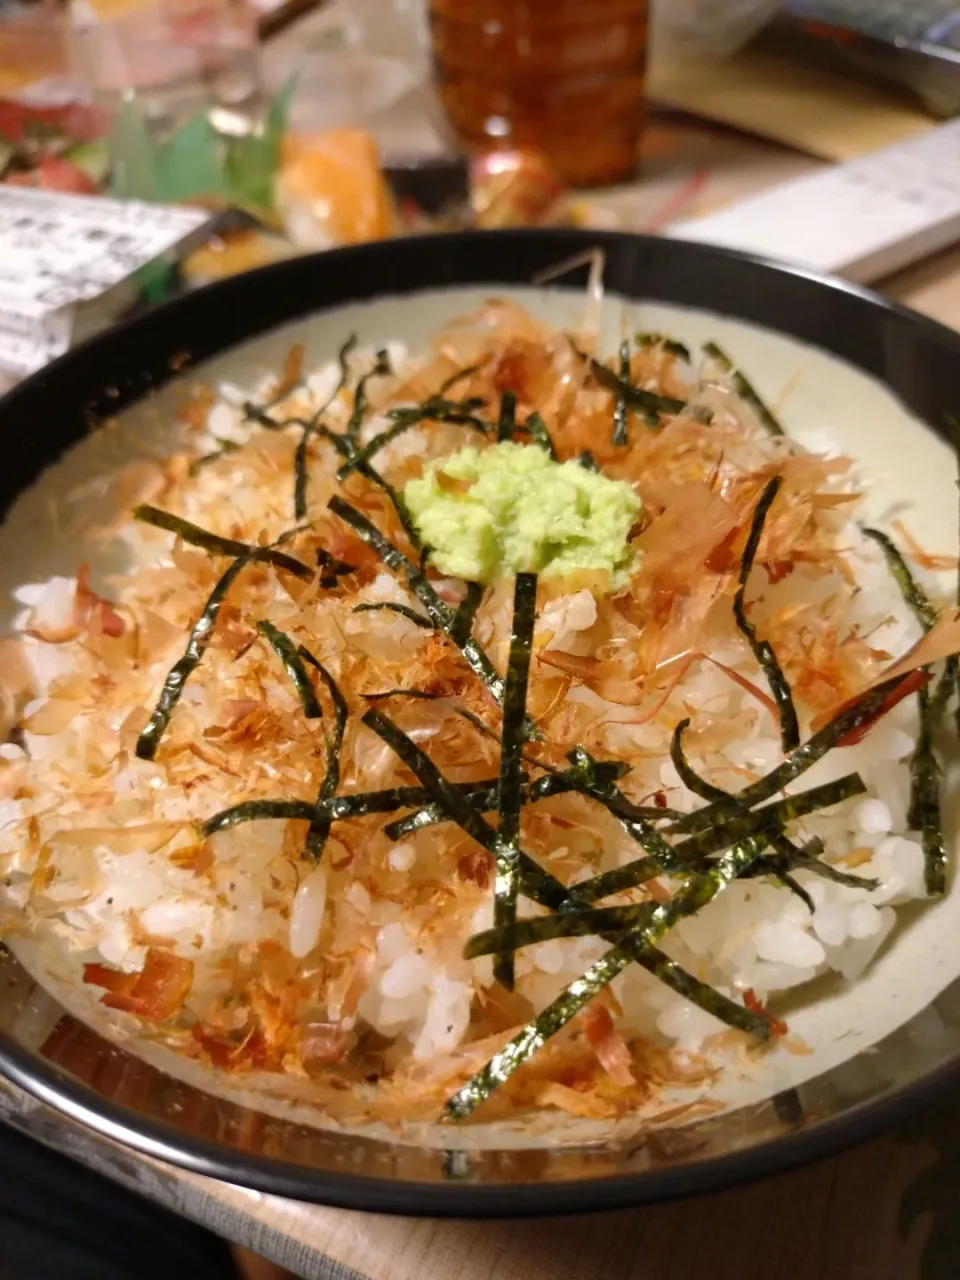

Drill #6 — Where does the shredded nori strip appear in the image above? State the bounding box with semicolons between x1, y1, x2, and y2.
521;411;557;459
346;347;392;440
202;799;317;836
133;505;313;580
703;341;785;438
136;556;250;760
664;675;914;843
466;902;656;956
493;572;537;989
669;720;872;905
331;496;540;738
635;332;691;362
569;339;687;425
256;621;322;719
189;438;241;474
910;673;949;894
497;390;517;443
203;779;508;835
357;717;773;1044
734;477;800;752
294;334;358;517
352;602;434;630
298;648;348;860
337;393;488;482
439;364;482;394
316;548;356;588
383;759;638;841
861;527;938;632
328;778;501;821
577;451;600;473
612;339;632;445
451;582;484;647
362;708;559;907
575;773;868;903
862;524;950;894
445;832;770;1118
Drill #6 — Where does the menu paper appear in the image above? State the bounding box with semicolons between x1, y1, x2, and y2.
0;186;212;376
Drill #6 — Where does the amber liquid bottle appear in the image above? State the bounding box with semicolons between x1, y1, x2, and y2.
429;0;649;187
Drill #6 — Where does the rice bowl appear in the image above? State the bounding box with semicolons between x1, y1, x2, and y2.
1;267;960;1157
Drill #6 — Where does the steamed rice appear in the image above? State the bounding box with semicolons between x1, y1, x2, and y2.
0;298;950;1127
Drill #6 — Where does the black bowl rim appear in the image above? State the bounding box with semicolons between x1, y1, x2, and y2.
3;227;960;1216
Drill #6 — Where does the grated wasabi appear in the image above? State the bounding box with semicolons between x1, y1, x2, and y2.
403;441;642;584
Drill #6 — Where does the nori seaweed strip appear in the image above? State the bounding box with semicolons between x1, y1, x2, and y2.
669;719;727;804
669;719;864;905
497;390;517;443
948;415;960;742
861;524;949;893
635;332;691;362
256;621;323;719
331;496;540;738
445;833;771;1119
337;394;488;482
463;908;763;1036
703;341;785;438
577;451;599;473
346;347;392;440
327;778;501;821
243;402;289;430
352;602;435;630
189;438;241;474
382;762;639;841
669;677;911;832
294;334;358;517
574;773;868;903
134;505;313;580
493;572;537;989
316;548;356;588
362;709;502;853
522;411;557;460
569;339;687;424
439;364;482;394
136;556;250;760
298;648;349;860
734;477;800;752
612;339;632;445
451;582;484;647
911;678;948;894
861;527;938;631
293;427;314;519
202;799;317;836
467;903;657;956
361;708;558;906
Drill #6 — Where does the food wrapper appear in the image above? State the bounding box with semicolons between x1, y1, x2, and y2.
469;149;568;229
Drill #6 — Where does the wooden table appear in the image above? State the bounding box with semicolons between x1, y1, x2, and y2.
5;118;960;1280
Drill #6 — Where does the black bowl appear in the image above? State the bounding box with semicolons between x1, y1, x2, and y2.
3;229;960;1216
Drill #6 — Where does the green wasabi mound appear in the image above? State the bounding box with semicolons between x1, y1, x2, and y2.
403;441;642;585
